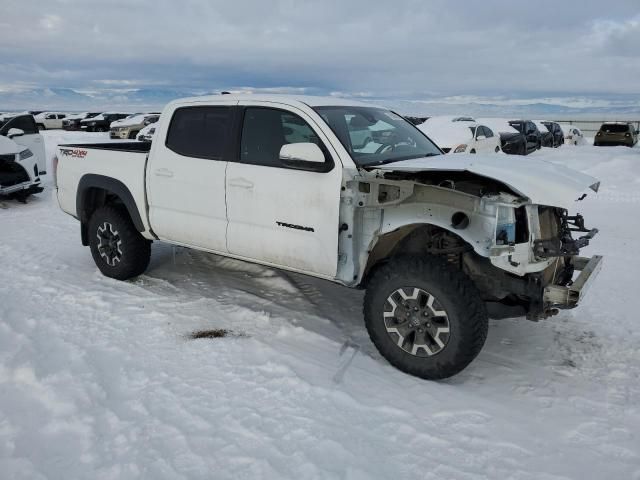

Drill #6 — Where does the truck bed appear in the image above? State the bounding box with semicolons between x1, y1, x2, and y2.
56;142;152;234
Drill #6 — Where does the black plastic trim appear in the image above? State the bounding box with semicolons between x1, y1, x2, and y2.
76;174;144;232
60;142;151;153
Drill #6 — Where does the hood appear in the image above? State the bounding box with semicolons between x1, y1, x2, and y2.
82;114;105;123
375;154;600;209
111;114;146;128
0;135;23;156
65;112;88;121
500;131;524;140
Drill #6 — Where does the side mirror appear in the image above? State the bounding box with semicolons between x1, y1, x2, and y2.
279;142;325;164
7;128;24;139
476;135;486;140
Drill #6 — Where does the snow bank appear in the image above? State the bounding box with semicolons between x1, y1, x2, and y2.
1;132;639;479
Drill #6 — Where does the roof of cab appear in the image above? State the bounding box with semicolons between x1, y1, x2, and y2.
167;94;378;109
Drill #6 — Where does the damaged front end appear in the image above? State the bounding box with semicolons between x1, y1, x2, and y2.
531;207;603;319
481;205;602;320
345;155;603;322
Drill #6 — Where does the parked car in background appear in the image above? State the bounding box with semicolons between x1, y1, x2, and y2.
560;125;585;146
534;121;554;148
136;123;157;142
0;114;46;200
63;112;102;131
476;118;528;155
418;116;501;154
541;121;564;147
110;113;160;140
34;112;67;130
594;122;638;147
81;112;130;132
508;120;541;153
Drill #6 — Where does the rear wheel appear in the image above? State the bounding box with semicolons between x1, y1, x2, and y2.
88;206;151;280
364;256;488;380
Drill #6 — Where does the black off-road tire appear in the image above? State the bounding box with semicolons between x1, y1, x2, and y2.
88;205;151;280
364;256;488;380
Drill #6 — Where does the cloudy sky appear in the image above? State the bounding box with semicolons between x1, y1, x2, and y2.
1;0;639;110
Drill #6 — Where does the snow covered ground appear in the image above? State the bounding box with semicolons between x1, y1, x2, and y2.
1;131;639;479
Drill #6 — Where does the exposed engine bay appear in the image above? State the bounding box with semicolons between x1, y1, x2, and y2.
340;165;600;321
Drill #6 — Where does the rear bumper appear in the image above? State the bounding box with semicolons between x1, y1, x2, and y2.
594;140;634;147
543;255;603;309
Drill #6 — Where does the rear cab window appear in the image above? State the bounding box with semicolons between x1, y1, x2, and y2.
166;106;233;160
600;124;630;134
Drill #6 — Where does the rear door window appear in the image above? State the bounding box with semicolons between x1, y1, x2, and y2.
166;106;232;160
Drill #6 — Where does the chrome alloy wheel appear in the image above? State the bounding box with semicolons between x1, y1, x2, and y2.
383;287;451;356
96;221;123;266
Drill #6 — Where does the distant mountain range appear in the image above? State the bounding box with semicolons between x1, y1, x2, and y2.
0;87;213;112
1;87;639;119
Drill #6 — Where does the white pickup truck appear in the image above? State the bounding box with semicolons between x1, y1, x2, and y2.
54;95;603;380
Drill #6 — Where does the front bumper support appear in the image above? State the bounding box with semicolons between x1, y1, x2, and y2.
543;255;603;308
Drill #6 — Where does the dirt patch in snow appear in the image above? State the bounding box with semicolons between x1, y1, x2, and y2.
188;329;247;339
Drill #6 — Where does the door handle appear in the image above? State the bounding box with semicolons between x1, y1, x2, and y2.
154;168;174;178
228;178;254;189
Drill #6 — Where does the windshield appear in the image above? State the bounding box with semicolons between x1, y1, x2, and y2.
313;106;441;166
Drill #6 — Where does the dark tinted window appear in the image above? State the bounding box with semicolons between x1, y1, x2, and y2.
483;126;494;138
0;115;39;135
166;106;232;160
601;124;629;133
240;107;327;168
